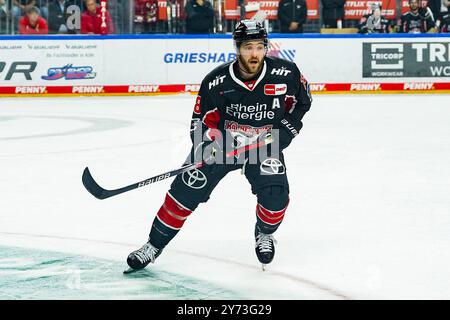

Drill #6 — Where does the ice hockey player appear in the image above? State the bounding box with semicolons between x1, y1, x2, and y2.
126;19;312;271
436;10;450;33
398;0;437;33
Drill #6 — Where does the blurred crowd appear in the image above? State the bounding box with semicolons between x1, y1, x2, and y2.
358;0;449;34
0;0;449;35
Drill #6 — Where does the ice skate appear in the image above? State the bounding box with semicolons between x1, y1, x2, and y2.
125;242;162;273
255;226;277;271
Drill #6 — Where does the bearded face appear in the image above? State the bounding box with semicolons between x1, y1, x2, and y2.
238;40;266;76
409;0;419;12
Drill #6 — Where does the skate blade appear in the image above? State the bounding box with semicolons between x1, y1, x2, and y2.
123;267;140;274
261;264;267;271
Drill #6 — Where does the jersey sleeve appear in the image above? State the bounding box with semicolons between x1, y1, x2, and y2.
297;0;307;25
277;0;291;26
358;15;369;34
38;18;49;34
398;15;407;33
18;17;28;34
280;64;312;140
423;8;436;31
190;79;221;144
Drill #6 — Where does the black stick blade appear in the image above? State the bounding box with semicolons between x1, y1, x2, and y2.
82;167;109;200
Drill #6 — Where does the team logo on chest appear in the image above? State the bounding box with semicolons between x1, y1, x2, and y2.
226;102;275;121
271;67;291;76
209;75;226;89
264;84;287;96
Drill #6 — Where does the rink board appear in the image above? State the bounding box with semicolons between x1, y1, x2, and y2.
0;34;450;96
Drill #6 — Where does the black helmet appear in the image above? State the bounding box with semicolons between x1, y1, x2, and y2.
233;20;268;52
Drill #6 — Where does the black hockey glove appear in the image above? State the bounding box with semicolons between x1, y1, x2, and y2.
273;127;294;151
281;127;294;150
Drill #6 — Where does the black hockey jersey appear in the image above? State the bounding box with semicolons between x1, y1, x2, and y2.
190;56;312;148
399;8;436;33
437;12;450;33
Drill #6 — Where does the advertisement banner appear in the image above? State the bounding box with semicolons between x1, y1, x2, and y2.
224;0;241;20
0;40;103;86
158;0;168;21
243;0;319;20
344;0;397;19
1;36;450;96
1;82;450;96
400;0;429;15
244;0;280;20
307;0;320;20
362;42;450;77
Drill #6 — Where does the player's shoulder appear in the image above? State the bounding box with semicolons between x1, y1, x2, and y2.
265;56;301;77
201;61;233;85
265;55;297;68
204;61;233;79
419;7;432;17
401;11;413;18
38;16;48;24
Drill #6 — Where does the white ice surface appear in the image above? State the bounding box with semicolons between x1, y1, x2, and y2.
0;94;449;299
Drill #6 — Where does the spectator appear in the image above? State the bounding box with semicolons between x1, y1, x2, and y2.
399;0;437;33
358;3;392;34
436;9;450;32
436;0;450;32
13;1;47;20
81;0;114;34
1;0;8;34
321;0;346;28
48;0;74;34
35;1;50;20
19;5;48;34
107;0;124;34
185;0;214;34
13;1;36;21
428;0;450;22
278;0;307;33
134;0;158;34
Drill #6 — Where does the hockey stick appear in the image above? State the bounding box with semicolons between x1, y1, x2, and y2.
82;136;273;200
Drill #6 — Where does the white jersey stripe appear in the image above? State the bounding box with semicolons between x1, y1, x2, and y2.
258;203;287;214
162;204;188;221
